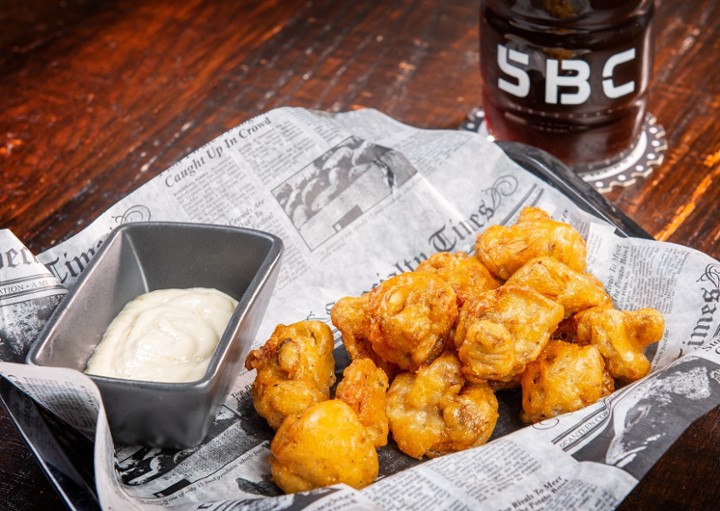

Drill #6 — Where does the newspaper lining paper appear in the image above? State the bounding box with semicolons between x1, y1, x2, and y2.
1;107;719;511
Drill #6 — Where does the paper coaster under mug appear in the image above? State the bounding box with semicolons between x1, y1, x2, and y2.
460;108;668;194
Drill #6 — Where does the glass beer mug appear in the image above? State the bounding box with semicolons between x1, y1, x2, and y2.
480;0;654;171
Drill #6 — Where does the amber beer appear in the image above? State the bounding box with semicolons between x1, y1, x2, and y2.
480;0;654;171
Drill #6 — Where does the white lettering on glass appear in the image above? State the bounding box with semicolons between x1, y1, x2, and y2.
602;48;637;98
546;59;591;105
497;45;530;97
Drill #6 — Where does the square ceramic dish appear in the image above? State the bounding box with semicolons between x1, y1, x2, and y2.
26;222;283;449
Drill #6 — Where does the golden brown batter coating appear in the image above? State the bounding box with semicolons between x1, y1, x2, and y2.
575;307;665;382
330;293;400;379
506;256;613;317
454;286;564;384
335;358;389;447
244;320;336;430
521;340;614;424
415;251;501;305
270;399;379;493
434;383;499;455
386;352;498;459
474;207;587;280
366;272;458;371
249;205;669;491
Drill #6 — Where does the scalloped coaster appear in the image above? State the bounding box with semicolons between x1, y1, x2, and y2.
460;108;667;194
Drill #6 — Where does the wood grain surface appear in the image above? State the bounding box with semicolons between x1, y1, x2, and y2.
1;1;718;510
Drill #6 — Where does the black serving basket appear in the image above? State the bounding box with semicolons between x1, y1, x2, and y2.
0;141;653;511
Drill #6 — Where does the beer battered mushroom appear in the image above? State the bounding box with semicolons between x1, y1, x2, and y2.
269;399;379;493
386;352;498;459
506;256;613;317
475;207;587;280
415;251;501;305
244;320;335;430
366;272;458;371
335;358;390;447
453;286;564;384
575;307;665;382
521;340;615;424
330;293;400;379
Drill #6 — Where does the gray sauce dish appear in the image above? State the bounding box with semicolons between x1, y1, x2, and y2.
27;222;283;449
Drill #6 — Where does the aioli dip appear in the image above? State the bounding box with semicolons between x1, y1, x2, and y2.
85;288;238;383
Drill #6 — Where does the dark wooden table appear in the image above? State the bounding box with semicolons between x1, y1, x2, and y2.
1;1;718;510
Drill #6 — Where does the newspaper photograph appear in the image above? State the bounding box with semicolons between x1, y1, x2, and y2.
1;106;719;510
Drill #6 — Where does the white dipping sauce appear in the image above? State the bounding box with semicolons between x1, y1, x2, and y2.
85;288;238;383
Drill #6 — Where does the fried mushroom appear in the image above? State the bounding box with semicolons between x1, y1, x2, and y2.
506;256;613;317
454;286;564;384
330;293;400;379
415;251;501;305
335;358;389;447
575;307;665;382
244;320;335;430
474;207;587;280
386;352;498;459
366;272;458;371
270;399;379;493
521;340;614;424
